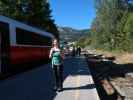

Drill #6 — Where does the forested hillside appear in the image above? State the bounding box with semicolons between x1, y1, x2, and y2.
78;0;133;52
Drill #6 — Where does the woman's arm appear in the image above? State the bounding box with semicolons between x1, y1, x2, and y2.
61;50;65;60
49;48;53;58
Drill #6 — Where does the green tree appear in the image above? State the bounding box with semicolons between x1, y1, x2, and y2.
91;0;129;50
26;0;58;38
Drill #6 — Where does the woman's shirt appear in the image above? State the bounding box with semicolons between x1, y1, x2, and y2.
50;47;62;66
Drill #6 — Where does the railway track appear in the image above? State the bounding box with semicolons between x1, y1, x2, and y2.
84;52;124;100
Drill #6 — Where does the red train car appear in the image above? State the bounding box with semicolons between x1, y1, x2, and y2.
0;15;54;74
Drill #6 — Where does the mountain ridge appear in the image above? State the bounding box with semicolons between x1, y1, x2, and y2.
58;27;90;42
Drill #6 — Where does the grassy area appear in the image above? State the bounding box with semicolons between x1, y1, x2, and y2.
91;49;133;64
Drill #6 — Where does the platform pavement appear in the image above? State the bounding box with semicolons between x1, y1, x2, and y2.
0;55;100;100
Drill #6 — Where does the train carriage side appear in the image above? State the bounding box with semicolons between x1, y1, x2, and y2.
11;27;53;65
9;19;54;66
0;15;54;74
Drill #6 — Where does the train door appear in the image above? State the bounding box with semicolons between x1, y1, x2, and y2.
0;30;1;72
0;21;10;74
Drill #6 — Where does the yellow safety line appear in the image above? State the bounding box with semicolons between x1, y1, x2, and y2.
75;75;80;100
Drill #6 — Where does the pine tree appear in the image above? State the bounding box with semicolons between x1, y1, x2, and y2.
24;0;59;38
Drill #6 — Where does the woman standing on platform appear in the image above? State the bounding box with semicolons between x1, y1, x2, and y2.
49;39;64;92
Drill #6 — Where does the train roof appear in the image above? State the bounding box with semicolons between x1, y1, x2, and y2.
0;15;55;38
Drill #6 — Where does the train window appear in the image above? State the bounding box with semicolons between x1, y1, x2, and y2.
0;22;10;45
0;21;10;50
16;28;52;46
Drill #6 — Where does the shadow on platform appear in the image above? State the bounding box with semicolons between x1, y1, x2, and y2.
63;83;95;91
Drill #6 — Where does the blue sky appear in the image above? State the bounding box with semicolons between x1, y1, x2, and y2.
129;0;133;3
49;0;96;29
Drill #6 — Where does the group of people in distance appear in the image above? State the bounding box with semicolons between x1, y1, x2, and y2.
71;45;81;57
49;39;81;92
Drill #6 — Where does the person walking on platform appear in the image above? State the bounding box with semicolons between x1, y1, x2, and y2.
77;46;81;56
71;46;76;57
49;39;64;92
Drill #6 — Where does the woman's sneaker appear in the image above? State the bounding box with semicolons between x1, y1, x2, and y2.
57;87;63;92
53;86;58;91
